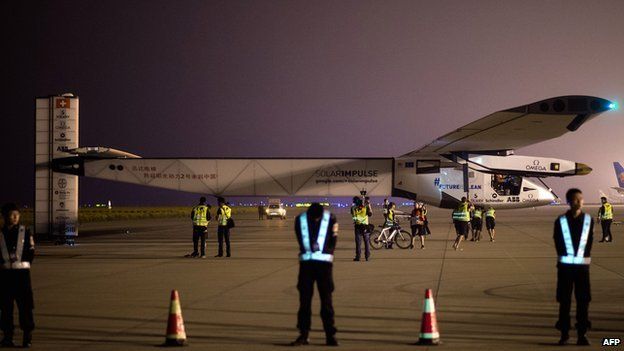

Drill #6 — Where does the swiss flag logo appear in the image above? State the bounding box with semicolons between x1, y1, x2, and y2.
55;98;71;109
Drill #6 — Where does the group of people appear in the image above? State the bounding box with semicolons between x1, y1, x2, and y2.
187;196;234;258
0;191;613;348
292;188;606;346
452;198;496;251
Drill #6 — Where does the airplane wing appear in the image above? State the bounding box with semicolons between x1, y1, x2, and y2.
402;96;615;157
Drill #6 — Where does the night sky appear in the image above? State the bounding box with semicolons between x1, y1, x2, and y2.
5;0;624;206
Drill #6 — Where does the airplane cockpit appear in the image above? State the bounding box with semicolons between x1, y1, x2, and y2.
491;174;522;196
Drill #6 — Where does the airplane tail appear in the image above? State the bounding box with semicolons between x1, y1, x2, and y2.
35;94;79;240
614;162;624;188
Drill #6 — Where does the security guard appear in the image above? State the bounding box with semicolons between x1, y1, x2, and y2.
485;205;496;242
452;197;470;250
0;204;35;348
350;197;372;261
215;198;233;257
597;196;613;242
188;197;210;258
471;206;483;242
553;188;593;346
290;203;338;346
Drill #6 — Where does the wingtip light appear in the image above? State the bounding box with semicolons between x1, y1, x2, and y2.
608;101;618;110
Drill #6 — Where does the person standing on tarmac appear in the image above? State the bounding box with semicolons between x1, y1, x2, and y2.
471;206;484;242
452;197;470;251
410;206;426;249
187;197;211;258
290;203;338;347
553;188;593;346
215;198;233;257
597;196;613;242
350;197;372;261
485;206;496;242
0;204;35;348
258;204;265;220
383;202;398;249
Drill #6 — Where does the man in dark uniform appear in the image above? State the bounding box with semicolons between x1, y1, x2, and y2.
186;197;211;258
553;188;593;346
0;203;35;348
290;203;338;346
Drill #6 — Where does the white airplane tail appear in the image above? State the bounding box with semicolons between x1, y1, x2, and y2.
35;94;79;240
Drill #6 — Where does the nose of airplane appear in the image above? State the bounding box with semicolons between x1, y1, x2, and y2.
575;163;592;175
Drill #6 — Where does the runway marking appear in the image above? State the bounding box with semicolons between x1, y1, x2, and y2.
434;224;453;301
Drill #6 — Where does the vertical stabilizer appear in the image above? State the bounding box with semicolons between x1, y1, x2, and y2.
613;162;624;188
35;94;79;242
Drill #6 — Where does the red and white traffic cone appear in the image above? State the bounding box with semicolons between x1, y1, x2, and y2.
164;290;187;346
416;288;440;345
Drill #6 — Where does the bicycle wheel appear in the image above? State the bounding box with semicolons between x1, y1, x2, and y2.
370;230;385;250
394;230;413;249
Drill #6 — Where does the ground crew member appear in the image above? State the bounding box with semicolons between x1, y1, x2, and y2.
187;197;210;258
452;197;470;250
290;203;338;347
597;196;613;242
471;206;483;242
553;188;593;346
258;204;265;220
350;197;372;261
485;205;496;242
383;202;397;249
215;198;232;257
0;203;35;348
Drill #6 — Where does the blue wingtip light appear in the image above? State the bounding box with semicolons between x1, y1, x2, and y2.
608;101;618;110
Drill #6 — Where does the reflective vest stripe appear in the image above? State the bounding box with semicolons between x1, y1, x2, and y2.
299;211;333;262
0;226;30;270
559;214;591;265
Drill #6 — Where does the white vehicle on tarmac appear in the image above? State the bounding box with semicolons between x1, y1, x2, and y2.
266;199;287;220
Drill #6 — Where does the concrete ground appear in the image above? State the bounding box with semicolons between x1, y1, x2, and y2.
22;205;624;350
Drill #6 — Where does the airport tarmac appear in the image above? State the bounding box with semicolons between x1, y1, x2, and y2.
28;205;624;350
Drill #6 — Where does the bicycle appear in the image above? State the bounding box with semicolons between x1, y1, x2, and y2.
370;222;413;249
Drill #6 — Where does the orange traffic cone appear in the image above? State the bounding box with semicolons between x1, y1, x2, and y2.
164;290;187;346
416;288;440;345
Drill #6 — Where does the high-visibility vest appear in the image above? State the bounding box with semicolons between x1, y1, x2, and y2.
558;214;591;265
601;203;613;220
218;205;232;226
473;209;483;219
192;205;209;226
0;226;30;270
486;208;496;218
385;209;395;226
299;211;333;262
351;206;369;225
452;203;470;222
